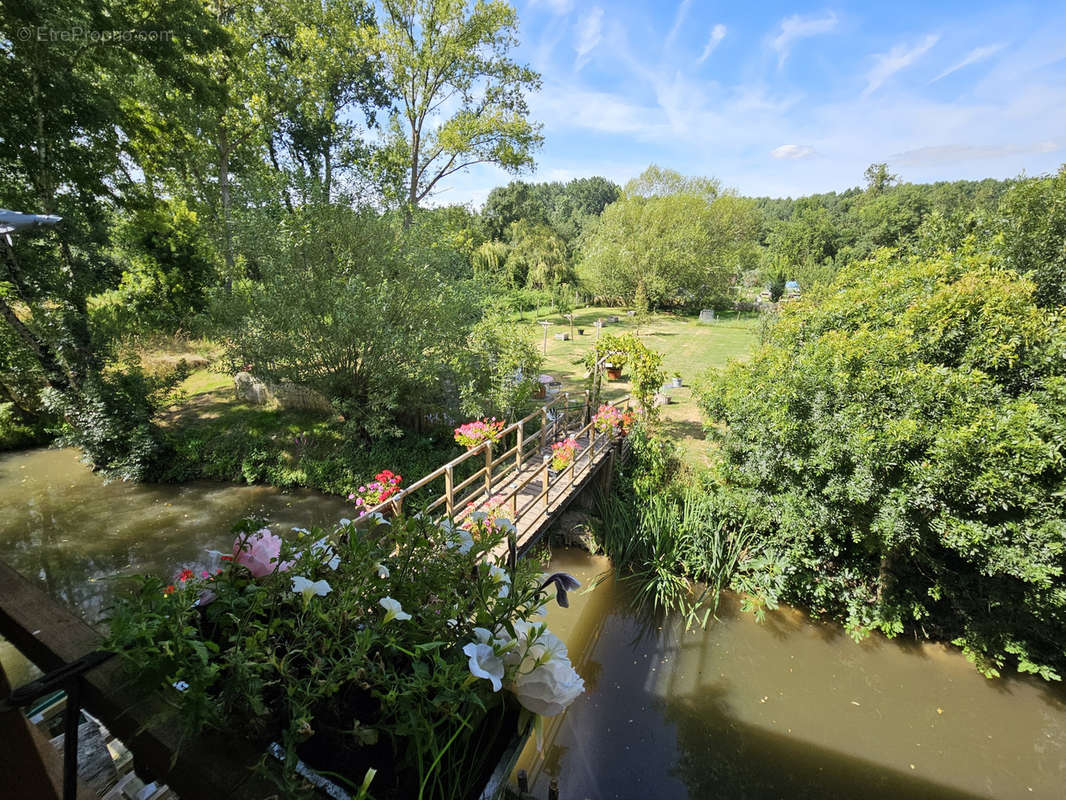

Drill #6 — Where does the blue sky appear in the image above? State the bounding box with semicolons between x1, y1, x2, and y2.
437;0;1066;206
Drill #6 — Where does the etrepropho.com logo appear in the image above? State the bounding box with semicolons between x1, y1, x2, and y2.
16;27;174;43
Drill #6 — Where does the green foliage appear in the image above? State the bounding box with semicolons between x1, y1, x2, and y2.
585;333;666;416
373;0;542;209
995;165;1066;309
111;199;219;330
480;177;620;242
211;206;474;438
696;246;1066;679
459;314;543;419
579;173;761;309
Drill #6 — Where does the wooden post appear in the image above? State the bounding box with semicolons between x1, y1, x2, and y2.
562;392;569;429
548;777;559;800
483;442;493;500
584;388;591;426
542;455;551;504
445;466;454;517
516;421;524;470
540;407;547;450
590;425;597;459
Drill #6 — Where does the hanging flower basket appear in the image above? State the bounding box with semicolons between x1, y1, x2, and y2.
455;418;505;449
605;364;623;380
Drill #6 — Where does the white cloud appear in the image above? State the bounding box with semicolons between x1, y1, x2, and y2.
771;144;817;160
665;0;692;49
771;12;838;68
862;34;940;98
931;42;1008;83
697;24;727;64
574;7;604;68
890;140;1060;166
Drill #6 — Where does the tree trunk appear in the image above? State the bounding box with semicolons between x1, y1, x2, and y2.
218;129;235;275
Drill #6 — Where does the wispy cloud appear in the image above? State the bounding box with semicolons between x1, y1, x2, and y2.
931;42;1007;82
697;24;727;64
665;0;693;49
862;34;940;97
574;6;604;69
771;144;817;159
890;140;1060;166
771;12;838;68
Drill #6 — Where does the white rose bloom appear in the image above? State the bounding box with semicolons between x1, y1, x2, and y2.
463;642;505;692
512;654;584;716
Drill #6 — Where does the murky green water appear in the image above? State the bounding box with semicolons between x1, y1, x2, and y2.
3;450;1065;798
0;448;354;627
517;549;1066;800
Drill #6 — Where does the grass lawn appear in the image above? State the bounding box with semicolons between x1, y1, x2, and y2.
523;306;760;468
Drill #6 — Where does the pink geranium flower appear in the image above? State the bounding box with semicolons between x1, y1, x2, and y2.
232;528;294;577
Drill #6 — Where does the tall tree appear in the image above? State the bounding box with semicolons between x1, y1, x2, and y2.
374;0;542;212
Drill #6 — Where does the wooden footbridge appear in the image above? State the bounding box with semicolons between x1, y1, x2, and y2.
361;392;633;555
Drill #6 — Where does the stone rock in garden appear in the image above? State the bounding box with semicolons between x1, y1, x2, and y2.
234;371;270;405
553;332;570;341
699;309;716;322
272;381;333;413
606;315;619;323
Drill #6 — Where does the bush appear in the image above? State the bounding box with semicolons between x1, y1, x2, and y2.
697;246;1066;679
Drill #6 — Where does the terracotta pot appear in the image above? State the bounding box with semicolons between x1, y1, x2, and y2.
606;367;623;380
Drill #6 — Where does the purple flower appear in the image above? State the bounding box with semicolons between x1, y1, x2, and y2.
539;572;581;608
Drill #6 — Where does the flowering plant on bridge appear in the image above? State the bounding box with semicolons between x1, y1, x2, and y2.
550;437;580;471
106;512;583;799
454;417;505;448
592;403;636;436
462;494;515;534
348;469;402;511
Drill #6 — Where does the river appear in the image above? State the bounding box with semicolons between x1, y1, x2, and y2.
2;449;1064;798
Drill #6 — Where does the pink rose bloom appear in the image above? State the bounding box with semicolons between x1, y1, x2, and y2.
232;528;294;577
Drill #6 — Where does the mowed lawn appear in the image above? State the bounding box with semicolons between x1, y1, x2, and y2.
521;306;759;467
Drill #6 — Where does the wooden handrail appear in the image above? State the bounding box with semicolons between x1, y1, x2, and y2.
361;395;626;526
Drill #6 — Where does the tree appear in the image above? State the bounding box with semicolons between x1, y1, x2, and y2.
578;192;751;309
0;0;219;474
863;162;899;195
374;0;542;212
212;206;474;438
625;165;720;201
995;165;1066;309
585;333;665;416
698;246;1066;679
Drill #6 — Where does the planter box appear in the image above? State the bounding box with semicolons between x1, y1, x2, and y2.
272;709;532;800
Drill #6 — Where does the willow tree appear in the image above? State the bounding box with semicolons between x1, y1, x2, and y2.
374;0;542;212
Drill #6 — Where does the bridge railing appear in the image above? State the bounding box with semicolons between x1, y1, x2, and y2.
362;393;632;527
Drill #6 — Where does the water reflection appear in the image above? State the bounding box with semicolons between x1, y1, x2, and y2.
0;448;354;625
516;549;1066;800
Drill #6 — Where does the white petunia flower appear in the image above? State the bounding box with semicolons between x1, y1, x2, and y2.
469;511;489;523
445;528;475;555
463;642;505;692
492;517;517;534
488;565;512;598
375;562;390;579
339;518;352;527
379;596;411;623
291;575;332;601
363;512;390;526
512;654;584;716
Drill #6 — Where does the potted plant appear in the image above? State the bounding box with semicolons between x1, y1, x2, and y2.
106;516;586;800
349;470;403;512
550;437;580;474
454;417;505;450
592;404;637;436
671;372;683;388
605;363;623;380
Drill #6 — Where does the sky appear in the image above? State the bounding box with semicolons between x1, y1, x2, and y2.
435;0;1066;207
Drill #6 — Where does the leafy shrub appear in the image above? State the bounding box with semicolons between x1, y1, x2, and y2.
697;245;1066;679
